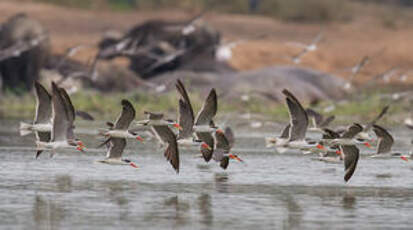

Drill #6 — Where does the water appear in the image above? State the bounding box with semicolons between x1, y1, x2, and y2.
1;120;413;229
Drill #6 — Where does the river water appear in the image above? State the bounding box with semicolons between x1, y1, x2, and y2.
1;119;413;229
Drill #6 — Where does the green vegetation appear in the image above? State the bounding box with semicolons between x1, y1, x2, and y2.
0;88;405;126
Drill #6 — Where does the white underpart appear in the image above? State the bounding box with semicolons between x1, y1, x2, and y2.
97;158;128;165
193;125;216;132
36;140;73;150
105;130;136;139
177;138;203;147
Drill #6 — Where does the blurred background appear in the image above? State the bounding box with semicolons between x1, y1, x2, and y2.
0;0;412;122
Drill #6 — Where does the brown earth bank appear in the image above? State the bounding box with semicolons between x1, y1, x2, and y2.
1;0;413;86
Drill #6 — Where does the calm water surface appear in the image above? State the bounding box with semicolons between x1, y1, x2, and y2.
1;119;413;229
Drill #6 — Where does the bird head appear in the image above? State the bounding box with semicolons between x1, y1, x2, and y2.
76;140;85;153
201;142;212;151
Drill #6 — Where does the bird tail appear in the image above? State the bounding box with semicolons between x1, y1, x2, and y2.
19;122;33;136
265;137;276;148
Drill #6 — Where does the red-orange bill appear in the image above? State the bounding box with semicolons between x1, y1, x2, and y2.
400;156;409;162
130;162;138;168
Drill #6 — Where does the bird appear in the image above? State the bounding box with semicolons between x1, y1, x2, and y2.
358;105;390;141
344;56;370;90
174;80;212;152
97;138;138;168
265;89;324;152
325;123;365;146
98;99;144;146
135;111;182;130
286;31;323;64
316;129;343;163
370;125;406;160
35;82;85;157
96;100;139;168
213;129;243;169
193;88;219;162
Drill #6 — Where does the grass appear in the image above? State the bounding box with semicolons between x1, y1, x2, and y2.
0;87;407;126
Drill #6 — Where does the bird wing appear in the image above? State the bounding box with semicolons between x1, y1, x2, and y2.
306;108;323;127
282;89;308;141
114;99;136;130
280;124;291;139
176;79;195;119
34;82;52;124
106;138;126;159
322;128;340;139
177;99;195;139
152;125;180;173
319;115;335;128
372;125;394;154
341;123;363;139
365;106;389;131
341;145;360;182
215;131;231;152
57;86;76;140
194;89;217;126
220;156;229;169
51;82;72;142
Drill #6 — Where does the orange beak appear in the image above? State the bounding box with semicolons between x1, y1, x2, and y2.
229;153;244;162
136;136;144;142
201;142;212;151
400;156;409;162
129;162;138;168
364;142;372;148
76;146;85;153
335;150;342;155
316;144;325;150
173;123;183;130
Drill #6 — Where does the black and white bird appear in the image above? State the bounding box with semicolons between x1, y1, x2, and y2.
97;99;139;168
35;82;85;157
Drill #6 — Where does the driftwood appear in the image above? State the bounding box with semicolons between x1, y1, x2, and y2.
96;17;234;78
0;13;50;93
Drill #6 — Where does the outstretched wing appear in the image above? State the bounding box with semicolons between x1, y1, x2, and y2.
341;145;359;182
114;99;136;130
106;138;126;159
34;81;52;124
341;123;363;139
372;125;394;154
194;89;217;126
282;89;308;141
365;105;389;131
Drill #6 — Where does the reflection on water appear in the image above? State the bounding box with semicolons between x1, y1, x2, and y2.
198;194;213;227
342;192;357;210
55;174;72;193
282;194;303;230
1;120;413;229
214;172;229;193
33;195;65;230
